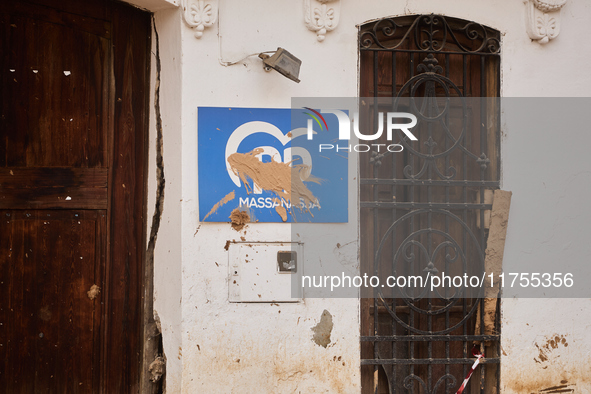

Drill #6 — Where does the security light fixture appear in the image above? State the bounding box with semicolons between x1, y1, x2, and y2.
258;48;301;83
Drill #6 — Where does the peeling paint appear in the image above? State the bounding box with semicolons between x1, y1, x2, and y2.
311;310;333;348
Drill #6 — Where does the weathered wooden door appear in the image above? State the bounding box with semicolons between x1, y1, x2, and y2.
0;0;150;392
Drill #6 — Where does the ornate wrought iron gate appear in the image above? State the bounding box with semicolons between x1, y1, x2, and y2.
359;15;501;394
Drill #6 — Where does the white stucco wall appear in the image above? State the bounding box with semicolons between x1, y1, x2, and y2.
140;0;591;392
178;1;361;392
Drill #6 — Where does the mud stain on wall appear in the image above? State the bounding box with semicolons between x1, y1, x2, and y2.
535;334;569;364
508;381;576;393
229;208;250;231
504;333;582;392
203;190;235;220
186;331;357;393
531;383;575;393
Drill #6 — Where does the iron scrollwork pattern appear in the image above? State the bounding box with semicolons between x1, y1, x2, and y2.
359;14;500;54
359;14;501;394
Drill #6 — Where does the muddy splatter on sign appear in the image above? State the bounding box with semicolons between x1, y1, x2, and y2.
198;107;347;222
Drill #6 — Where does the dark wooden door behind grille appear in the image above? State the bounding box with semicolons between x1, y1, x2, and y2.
0;1;150;392
359;15;501;394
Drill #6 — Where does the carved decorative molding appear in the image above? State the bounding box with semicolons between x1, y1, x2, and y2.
182;0;218;39
304;0;341;42
524;0;567;44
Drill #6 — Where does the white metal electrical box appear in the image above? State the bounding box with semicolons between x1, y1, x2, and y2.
228;242;303;303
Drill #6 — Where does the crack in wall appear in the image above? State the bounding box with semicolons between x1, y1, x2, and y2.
147;17;166;252
142;15;166;394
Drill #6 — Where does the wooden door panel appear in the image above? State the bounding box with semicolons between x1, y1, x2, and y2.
0;167;108;209
0;1;150;392
0;8;109;168
101;5;150;390
0;210;105;393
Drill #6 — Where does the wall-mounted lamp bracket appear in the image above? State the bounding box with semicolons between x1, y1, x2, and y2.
258;48;302;83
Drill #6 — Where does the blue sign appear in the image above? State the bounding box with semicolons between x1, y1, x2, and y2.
198;107;347;223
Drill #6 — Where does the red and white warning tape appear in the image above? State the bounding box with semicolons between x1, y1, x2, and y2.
455;348;484;394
